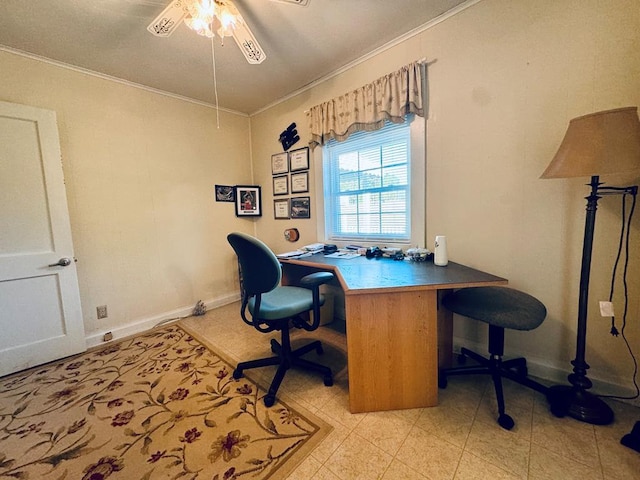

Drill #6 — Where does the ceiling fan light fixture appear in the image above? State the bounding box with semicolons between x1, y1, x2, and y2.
148;0;266;64
216;3;241;37
183;17;213;38
183;0;241;40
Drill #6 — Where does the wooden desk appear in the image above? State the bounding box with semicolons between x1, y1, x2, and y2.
280;254;506;413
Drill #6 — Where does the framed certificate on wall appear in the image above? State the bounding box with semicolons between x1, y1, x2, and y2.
271;152;288;175
289;147;309;172
272;175;289;195
290;172;309;193
274;199;290;219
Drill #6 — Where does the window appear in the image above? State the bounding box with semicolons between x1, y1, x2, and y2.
319;116;425;246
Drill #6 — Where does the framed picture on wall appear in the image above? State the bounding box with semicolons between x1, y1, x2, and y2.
272;175;289;196
271;152;289;175
290;196;310;219
234;185;262;217
274;199;290;219
289;147;309;172
215;185;235;202
290;171;309;193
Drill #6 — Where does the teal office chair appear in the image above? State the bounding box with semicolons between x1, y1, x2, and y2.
227;232;334;407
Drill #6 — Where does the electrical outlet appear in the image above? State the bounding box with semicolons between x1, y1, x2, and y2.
599;301;614;317
103;331;113;342
97;305;108;319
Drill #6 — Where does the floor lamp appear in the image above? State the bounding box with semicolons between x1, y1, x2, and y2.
541;106;640;425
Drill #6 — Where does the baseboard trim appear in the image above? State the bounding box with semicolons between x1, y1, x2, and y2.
85;294;240;349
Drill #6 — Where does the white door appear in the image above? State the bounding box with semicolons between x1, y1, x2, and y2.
0;101;85;377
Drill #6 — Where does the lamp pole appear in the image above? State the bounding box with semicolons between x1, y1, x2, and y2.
546;175;639;424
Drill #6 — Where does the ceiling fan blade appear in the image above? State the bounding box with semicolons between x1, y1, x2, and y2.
231;20;266;64
147;0;188;37
270;0;310;5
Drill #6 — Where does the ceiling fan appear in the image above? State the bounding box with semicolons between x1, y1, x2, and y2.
147;0;309;65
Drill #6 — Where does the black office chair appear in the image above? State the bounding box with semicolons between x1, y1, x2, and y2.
438;286;548;430
227;232;334;407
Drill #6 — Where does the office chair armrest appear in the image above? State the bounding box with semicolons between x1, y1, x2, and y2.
239;294;274;333
298;271;334;288
293;272;334;332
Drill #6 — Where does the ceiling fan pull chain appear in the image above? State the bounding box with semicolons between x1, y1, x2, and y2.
210;36;220;129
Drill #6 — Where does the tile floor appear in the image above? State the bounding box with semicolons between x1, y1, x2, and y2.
181;302;640;480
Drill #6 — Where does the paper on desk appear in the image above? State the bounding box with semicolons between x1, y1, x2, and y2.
324;251;360;259
276;250;308;258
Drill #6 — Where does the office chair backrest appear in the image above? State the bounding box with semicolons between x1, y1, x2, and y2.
227;232;282;296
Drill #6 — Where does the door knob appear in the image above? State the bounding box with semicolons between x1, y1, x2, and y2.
48;257;72;267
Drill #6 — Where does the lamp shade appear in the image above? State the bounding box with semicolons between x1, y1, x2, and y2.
541;106;640;179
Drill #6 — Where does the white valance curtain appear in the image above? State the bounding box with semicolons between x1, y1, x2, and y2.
307;61;425;149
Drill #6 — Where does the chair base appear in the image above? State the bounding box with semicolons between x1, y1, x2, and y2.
233;326;333;407
438;326;548;430
621;421;640;453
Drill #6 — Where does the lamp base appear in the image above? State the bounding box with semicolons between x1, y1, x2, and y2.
547;385;614;425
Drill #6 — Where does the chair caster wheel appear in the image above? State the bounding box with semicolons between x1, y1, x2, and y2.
264;394;276;407
232;369;243;379
323;375;333;387
438;375;448;389
498;414;514;430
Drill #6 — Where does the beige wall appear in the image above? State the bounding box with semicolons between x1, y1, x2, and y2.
0;50;255;343
251;0;640;395
1;0;638;396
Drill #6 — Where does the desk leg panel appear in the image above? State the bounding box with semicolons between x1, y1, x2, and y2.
345;289;438;413
438;289;454;369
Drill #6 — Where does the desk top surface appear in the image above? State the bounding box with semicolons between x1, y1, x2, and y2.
280;254;507;294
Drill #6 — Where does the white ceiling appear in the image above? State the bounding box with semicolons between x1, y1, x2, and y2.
0;0;469;114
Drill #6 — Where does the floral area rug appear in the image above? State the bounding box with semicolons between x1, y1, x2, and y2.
0;324;331;479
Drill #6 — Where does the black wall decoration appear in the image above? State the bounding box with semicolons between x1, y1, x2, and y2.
279;122;300;151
